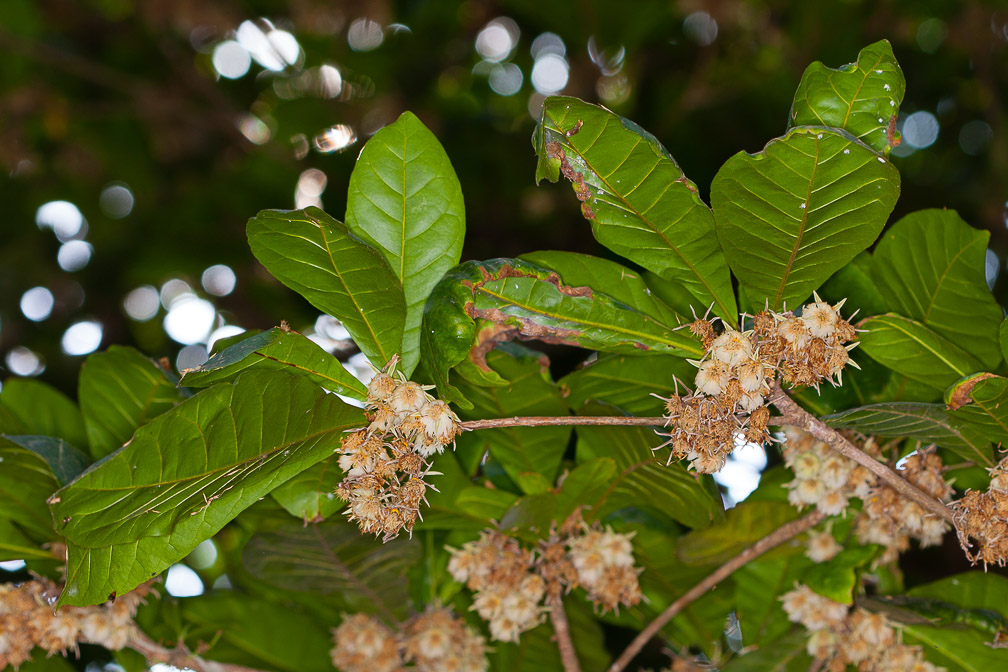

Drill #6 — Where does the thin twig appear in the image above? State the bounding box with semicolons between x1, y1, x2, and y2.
608;511;826;672
548;595;582;672
128;630;269;672
460;416;667;431
770;381;955;524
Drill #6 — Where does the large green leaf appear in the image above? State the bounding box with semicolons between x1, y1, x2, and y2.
947;374;1008;447
180;327;367;400
711;126;900;311
825;402;992;466
178;593;335;672
576;412;724;530
453;347;570;488
50;370;365;606
534;96;737;324
2;435;91;484
420;257;702;404
872;209;1003;368
0;378;87;449
721;631;812;671
734;554;815;647
242;517;419;621
270;459;344;522
345;112;465;377
818;251;889;319
902;624;1008;671
247;207;406;368
560;353;696;417
78;346;184;458
0;517;53;561
858;314;984;390
789;40;905;154
0;437;60;541
677;501;799;566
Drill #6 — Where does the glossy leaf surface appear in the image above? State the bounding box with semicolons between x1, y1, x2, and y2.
535;96;737;323
247;207;405;368
345;111;465;376
712;126;900;310
946;374;1008;446
0;379;87;450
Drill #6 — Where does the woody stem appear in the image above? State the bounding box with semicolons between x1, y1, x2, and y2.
460;416;666;431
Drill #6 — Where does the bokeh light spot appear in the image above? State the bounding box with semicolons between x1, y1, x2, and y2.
531;54;569;94
314;125;357;153
163;295;216;345
683;11;719;46
902;111;939;149
239;115;271;145
489;63;523;96
347;18;384;52
99;184;134;218
20;287;54;322
165;564;204;597
476;18;518;63
176;344;209;372
986;248;1000;290
160;279;193;310
916;18;948;54
959;120;993;156
62;321;103;356
212;40;251;79
530;32;565;59
6;347;44;376
57;241;93;272
207;325;245;353
36;201;84;239
124;285;160;321
201;264;236;296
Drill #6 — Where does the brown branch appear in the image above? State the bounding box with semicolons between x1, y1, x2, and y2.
461;415;666;431
128;630;269;672
548;595;582;672
770;381;955;524
608;510;826;672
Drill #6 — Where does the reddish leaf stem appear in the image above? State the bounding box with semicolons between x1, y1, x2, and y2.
548;595;582;672
128;631;269;672
460;415;666;431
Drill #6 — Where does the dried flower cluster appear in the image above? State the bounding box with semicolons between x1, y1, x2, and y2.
330;608;487;672
952;456;1008;567
0;578;153;669
447;524;642;642
659;296;857;474
782;425;879;516
782;426;952;564
781;584;943;672
336;357;461;541
855;450;952;564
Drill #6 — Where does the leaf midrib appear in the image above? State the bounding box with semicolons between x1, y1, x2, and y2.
773;134;821;308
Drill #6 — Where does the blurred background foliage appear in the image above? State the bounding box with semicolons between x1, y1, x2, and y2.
1;0;1006;395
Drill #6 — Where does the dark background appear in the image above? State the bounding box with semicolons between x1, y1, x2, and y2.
2;0;1006;395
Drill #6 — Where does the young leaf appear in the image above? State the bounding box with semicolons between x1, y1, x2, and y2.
180;327;367;400
242;517;420;621
345;111;465;377
789;40;905;154
858;313;984;390
50;370;365;607
825;402;992;466
711;126;900;311
247;207;406;368
79;346;185;459
872;209;1003;368
946;374;1008;447
0;378;87;449
535;96;738;324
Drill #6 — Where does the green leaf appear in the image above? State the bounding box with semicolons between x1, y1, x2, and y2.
0;437;59;540
802;545;881;604
50;370;365;606
1000;318;1008;363
78;346;184;459
789;40;905;154
902;624;1008;672
858;314;984;390
677;501;799;566
535;96;738;324
490;599;610;672
2;435;91;484
817;251;889;319
560;353;696;417
242;517;419;621
872;209;1003;368
576;412;724;529
556;458;618;523
180;328;367;400
270;459;343;521
947;374;1008;447
711;126;900;311
247;207;406;368
0;378;87;449
0;517;53;561
500;492;558;541
179;592;334;672
907;572;1008;622
453;347;570;488
345;111;465;376
721;631;812;671
825;402;992;466
734;554;815;647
